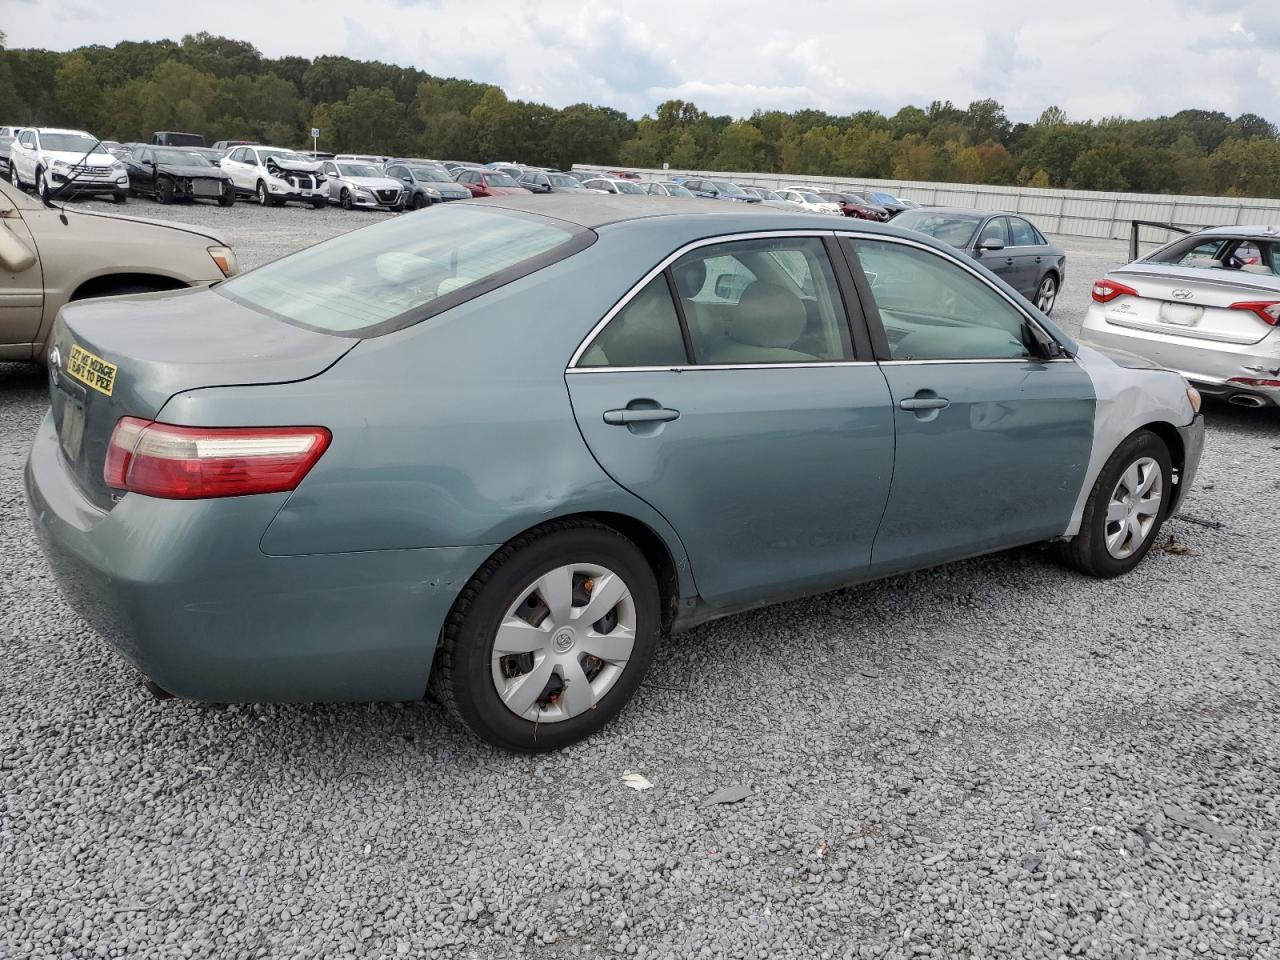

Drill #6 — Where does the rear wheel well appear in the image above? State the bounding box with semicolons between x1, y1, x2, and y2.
482;513;681;635
1139;421;1186;512
69;273;188;301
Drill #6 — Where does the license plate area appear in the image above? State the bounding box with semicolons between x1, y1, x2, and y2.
1159;301;1203;326
55;377;88;463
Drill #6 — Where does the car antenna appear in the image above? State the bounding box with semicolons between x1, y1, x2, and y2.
44;134;111;225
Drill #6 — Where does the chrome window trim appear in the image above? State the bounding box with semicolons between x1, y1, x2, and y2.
567;229;846;370
878;358;1076;365
568;360;878;374
838;230;1072;359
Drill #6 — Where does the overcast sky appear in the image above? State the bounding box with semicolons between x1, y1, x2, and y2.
4;0;1279;122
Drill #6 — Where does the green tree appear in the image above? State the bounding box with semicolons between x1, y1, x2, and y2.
712;121;768;171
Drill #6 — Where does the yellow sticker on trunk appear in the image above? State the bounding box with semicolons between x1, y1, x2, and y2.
66;344;117;397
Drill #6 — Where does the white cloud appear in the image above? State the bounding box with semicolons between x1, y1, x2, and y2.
4;0;1279;122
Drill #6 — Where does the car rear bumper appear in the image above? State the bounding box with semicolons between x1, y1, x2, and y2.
1082;307;1280;406
24;410;492;703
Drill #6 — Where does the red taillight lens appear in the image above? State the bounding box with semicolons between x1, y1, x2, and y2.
1228;377;1280;388
1091;279;1139;303
1228;301;1280;326
104;417;331;499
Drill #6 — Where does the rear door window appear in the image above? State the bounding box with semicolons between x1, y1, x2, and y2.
578;275;688;368
1009;218;1040;247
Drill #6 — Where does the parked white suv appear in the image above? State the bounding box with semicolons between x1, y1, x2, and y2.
8;128;129;203
219;145;327;208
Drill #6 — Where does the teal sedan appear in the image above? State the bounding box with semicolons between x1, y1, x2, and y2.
25;196;1204;751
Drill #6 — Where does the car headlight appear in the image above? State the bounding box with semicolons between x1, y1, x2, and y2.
208;246;239;278
51;160;71;172
1186;386;1202;416
110;159;125;170
425;187;441;197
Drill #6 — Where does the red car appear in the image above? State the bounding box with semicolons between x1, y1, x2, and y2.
454;169;531;197
818;191;889;221
606;170;643;181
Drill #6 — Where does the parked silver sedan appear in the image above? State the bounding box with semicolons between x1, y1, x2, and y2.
318;160;405;211
1083;225;1280;408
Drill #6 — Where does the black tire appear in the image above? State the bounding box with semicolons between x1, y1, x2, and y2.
432;521;661;752
1035;273;1059;315
411;193;427;210
1054;429;1173;578
112;191;127;204
218;185;235;207
311;196;325;209
257;180;269;206
340;188;353;210
155;177;174;204
9;163;22;190
35;167;48;201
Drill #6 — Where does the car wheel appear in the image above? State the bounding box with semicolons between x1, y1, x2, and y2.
311;196;326;209
433;521;661;752
155;177;174;204
257;180;269;206
35;167;48;201
340;188;352;210
112;191;127;204
412;193;427;210
218;184;235;207
9;163;21;190
1055;429;1173;578
1036;274;1059;314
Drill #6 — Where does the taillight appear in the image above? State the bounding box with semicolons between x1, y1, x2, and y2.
1228;377;1280;388
1228;301;1280;326
104;417;331;499
1091;279;1139;303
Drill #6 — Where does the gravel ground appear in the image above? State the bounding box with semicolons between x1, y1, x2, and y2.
2;200;1279;960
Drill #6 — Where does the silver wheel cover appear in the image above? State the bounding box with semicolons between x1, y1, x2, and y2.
491;562;637;724
1104;456;1162;559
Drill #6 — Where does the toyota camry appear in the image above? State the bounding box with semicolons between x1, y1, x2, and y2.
26;195;1203;751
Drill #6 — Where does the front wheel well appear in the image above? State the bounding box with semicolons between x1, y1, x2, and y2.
69;273;188;301
1138;421;1186;513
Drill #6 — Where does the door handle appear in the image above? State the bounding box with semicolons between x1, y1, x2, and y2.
899;397;950;411
604;407;680;425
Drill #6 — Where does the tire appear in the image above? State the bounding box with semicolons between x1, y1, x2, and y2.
257;180;269;206
112;191;127;204
155;177;174;204
218;185;235;207
9;162;21;190
35;167;48;201
432;521;661;752
311;196;326;209
1055;429;1173;578
340;188;353;210
411;193;427;210
1035;273;1059;315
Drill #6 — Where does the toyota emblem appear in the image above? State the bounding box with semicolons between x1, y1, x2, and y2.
1172;289;1193;300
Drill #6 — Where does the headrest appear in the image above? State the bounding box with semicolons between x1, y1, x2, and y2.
727;282;806;348
672;258;707;298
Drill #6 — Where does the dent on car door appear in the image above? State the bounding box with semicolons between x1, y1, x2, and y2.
842;236;1095;574
0;201;43;354
565;234;895;610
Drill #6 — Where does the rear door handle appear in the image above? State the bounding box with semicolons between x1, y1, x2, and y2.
604;407;680;425
899;397;950;411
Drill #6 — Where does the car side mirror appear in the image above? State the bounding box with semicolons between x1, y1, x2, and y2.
0;219;38;273
979;238;1005;252
715;276;735;299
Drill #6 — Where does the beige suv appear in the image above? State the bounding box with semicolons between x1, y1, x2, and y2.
0;179;238;363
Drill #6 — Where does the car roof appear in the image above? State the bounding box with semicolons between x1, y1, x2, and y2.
30;127;94;136
903;206;1005;218
1192;224;1280;239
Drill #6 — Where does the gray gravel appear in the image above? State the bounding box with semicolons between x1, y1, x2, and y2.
3;200;1280;959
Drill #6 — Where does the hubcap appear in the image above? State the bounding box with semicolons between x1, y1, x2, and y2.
490;562;636;724
1037;278;1057;313
1105;456;1162;559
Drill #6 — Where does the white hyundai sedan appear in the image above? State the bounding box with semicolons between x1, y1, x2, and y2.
1082;225;1280;408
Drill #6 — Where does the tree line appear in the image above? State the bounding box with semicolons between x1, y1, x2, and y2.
2;33;1279;198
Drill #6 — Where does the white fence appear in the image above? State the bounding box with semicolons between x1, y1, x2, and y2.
573;165;1280;243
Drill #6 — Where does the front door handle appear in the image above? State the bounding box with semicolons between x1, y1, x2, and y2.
604;407;680;425
899;397;950;411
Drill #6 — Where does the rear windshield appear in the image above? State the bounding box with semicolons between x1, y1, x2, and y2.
218;205;592;336
893;211;982;248
1147;236;1278;275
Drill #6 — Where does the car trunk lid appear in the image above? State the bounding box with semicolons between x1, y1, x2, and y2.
1105;265;1280;345
47;286;355;510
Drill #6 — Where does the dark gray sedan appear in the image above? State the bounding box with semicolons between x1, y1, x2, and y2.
892;207;1066;314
